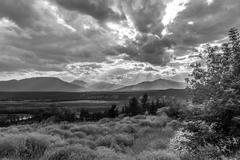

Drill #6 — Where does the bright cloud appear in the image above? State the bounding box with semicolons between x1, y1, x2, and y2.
106;19;139;46
162;0;189;26
65;54;190;85
206;0;214;5
40;1;76;32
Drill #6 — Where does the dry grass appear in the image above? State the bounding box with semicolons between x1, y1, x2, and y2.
0;114;182;160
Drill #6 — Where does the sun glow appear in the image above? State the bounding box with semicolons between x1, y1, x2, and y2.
162;0;189;26
161;0;189;36
106;20;138;46
206;0;214;5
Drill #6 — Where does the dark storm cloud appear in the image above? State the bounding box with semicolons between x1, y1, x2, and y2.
1;27;115;72
0;45;63;72
0;0;38;28
122;0;165;35
55;0;125;22
139;35;175;65
116;34;175;65
167;0;240;54
55;0;166;35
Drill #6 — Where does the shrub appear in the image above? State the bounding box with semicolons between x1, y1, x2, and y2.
139;115;170;128
169;129;193;154
5;126;19;134
133;115;146;120
114;134;134;146
18;135;50;160
167;120;182;130
178;145;222;160
0;135;23;159
73;131;87;139
0;133;50;160
117;124;137;134
149;138;169;150
47;128;74;138
137;150;180;160
95;135;115;148
98;118;111;124
59;124;74;130
96;147;121;160
80;139;96;149
70;124;109;135
44;145;96;160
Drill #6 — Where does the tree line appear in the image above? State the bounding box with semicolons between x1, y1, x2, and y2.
30;93;181;123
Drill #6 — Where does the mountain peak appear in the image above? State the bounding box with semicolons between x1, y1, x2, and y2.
117;78;186;91
70;79;87;87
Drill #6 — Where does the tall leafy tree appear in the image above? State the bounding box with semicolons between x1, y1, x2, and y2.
187;28;240;154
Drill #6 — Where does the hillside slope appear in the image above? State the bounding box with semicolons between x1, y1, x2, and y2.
117;78;186;91
0;77;83;92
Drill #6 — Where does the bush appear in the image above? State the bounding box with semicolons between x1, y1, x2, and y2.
178;145;222;160
95;135;115;148
149;138;169;150
70;124;109;135
76;138;96;149
0;133;50;160
44;145;96;160
133;115;146;120
139;115;170;128
18;135;50;160
59;124;74;130
73;131;87;139
96;147;121;160
0;135;23;159
98;118;111;124
137;150;180;160
117;124;137;134
167;120;182;130
48;128;74;138
114;134;134;146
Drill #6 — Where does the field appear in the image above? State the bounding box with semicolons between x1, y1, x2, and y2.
0;89;189;114
0;114;183;160
0;89;188;101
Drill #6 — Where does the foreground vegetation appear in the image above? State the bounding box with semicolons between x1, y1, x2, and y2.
0;114;182;160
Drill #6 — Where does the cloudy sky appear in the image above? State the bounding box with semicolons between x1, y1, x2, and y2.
0;0;239;85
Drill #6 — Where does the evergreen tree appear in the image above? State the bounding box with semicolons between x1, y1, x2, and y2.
149;100;157;115
108;104;119;118
80;108;89;121
156;98;160;109
128;97;140;116
140;93;149;113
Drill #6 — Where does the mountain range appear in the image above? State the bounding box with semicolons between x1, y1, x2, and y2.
0;77;82;92
0;77;186;92
117;78;186;91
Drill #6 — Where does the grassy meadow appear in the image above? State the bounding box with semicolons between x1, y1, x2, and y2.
0;114;183;160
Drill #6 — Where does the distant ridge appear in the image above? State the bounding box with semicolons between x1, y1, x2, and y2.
0;77;186;92
117;78;186;91
70;79;87;87
86;81;123;91
0;77;83;92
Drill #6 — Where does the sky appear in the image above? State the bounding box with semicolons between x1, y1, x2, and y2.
0;0;240;85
